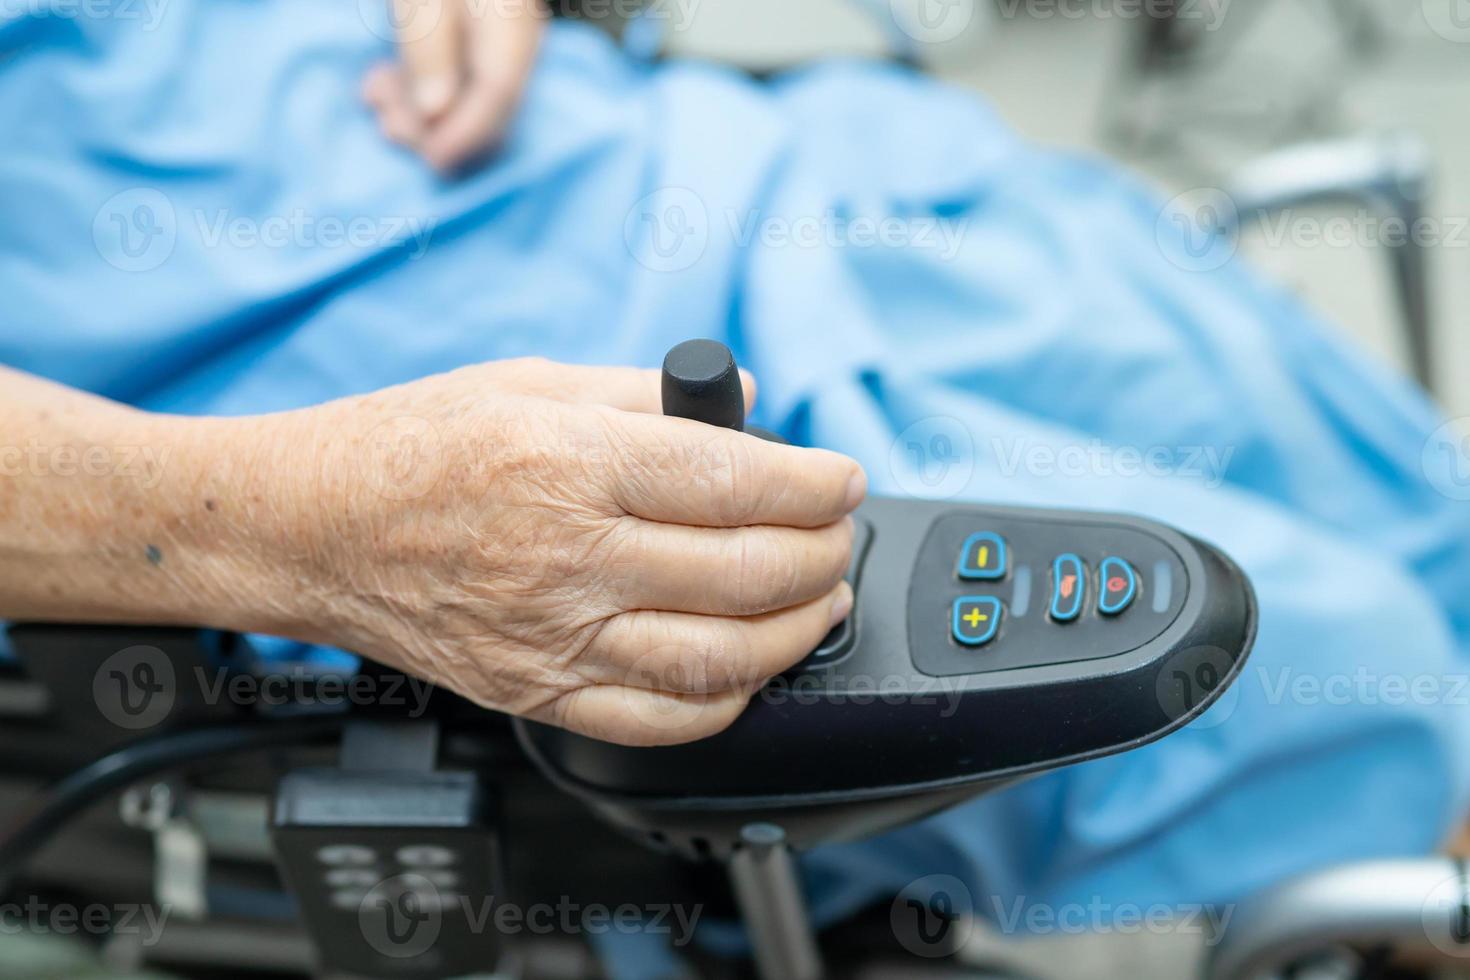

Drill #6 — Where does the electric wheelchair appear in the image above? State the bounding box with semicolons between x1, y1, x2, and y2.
3;341;1439;980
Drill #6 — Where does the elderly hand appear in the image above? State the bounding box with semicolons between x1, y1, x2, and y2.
362;0;548;172
0;358;865;746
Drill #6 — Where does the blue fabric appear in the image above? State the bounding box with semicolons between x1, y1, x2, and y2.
5;0;1470;945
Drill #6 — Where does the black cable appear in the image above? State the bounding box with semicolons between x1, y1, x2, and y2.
0;718;343;898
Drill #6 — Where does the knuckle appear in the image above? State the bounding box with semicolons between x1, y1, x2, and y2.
731;533;782;612
692;621;754;691
703;438;766;526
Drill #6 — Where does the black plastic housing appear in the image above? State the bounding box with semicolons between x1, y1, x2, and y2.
515;497;1256;857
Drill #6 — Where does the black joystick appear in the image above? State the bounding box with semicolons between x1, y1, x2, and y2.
661;339;784;442
662;339;746;431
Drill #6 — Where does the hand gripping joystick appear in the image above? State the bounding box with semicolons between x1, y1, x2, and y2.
516;340;1256;977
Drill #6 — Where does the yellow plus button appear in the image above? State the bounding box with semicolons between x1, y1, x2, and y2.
953;597;1002;647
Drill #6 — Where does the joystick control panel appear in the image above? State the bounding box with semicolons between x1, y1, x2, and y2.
514;341;1257;854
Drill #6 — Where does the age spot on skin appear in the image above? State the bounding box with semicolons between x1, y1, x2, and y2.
145;544;163;566
204;499;217;512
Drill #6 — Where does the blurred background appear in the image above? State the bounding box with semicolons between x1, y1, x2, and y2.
654;3;1470;975
652;0;1470;417
6;3;1470;979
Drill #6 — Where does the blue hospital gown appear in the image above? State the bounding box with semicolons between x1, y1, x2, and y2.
3;0;1470;947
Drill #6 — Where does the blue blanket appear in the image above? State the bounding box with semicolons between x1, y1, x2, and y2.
5;0;1470;957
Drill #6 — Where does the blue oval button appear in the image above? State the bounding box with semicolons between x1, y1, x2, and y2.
953;597;1003;647
1049;554;1085;623
1098;557;1138;616
957;533;1007;581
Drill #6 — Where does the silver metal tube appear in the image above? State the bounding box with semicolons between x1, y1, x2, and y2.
727;823;824;980
1206;858;1470;980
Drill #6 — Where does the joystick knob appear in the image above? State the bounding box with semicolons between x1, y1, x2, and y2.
662;339;746;432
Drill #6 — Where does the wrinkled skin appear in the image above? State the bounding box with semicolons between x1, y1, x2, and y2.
280;358;864;745
1;358;863;747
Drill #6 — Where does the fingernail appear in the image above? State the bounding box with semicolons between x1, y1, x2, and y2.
828;582;854;628
415;75;454;117
844;470;868;511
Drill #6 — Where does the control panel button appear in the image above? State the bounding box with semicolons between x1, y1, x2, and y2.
956;533;1007;581
952;597;1003;647
1049;554;1086;623
1099;557;1138;616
